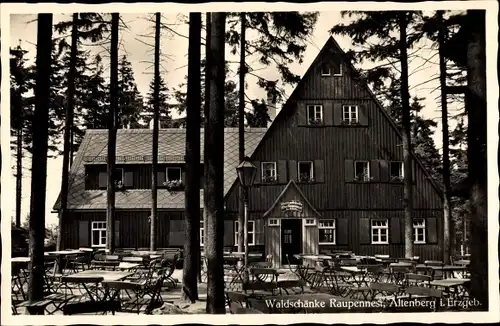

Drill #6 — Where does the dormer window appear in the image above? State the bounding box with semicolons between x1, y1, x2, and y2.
307;105;323;125
166;167;182;181
321;63;331;76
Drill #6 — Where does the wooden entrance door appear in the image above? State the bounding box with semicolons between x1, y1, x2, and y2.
281;219;302;265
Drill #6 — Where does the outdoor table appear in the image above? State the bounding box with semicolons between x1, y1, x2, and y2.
340;266;370;292
62;270;134;302
12;257;30;263
117;262;140;271
430;278;470;299
47;250;84;275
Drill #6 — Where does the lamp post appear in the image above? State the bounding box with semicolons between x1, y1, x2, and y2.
236;156;257;284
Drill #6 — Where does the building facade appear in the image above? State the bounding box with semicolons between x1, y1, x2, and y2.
54;37;443;267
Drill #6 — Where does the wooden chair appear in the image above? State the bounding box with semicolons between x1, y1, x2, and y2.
90;260;120;271
277;280;306;295
243;281;278;297
368;282;401;303
405;273;432;288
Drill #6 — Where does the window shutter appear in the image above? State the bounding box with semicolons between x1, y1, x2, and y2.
288;160;297;182
224;219;234;246
124;172;134;188
379;160;389;182
390;217;401;244
296;102;307;126
254;219;264;245
324;102;333;125
169;219;185;246
114;220;120;247
344;159;354;182
253;161;261;184
359;218;371;244
79;221;89;247
333;103;342;125
336;218;349;245
370;160;380;182
427;217;438;244
358;105;368;126
98;172;107;189
277;160;288;184
314;160;325;183
157;171;165;186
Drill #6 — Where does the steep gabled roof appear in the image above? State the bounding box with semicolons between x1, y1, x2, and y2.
262;180;321;218
225;36;443;200
54;128;266;210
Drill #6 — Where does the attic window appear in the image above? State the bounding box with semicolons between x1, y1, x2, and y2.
320;63;331;76
166;167;182;182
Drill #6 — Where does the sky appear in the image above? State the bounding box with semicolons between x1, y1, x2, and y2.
7;10;456;227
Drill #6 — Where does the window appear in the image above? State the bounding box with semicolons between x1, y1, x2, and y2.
413;219;426;244
319;220;336;244
342;105;359;125
234;221;255;245
114;168;124;183
371;219;389;244
307;105;323;125
166;167;182;182
268;219;280;226
320;63;331;76
390;161;404;182
305;218;316;226
354;161;371;182
298;161;314;183
261;162;277;183
200;221;204;246
91;221;107;247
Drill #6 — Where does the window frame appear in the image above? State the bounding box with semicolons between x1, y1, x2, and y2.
200;221;204;247
371;219;389;245
413;218;426;244
298;161;314;183
234;220;255;246
354;161;371;182
390;161;404;182
268;218;280;226
333;63;343;77
91;221;107;248
304;218;316;226
261;161;277;183
342;105;359;125
318;219;336;245
166;167;182;182
320;63;331;76
306;104;324;125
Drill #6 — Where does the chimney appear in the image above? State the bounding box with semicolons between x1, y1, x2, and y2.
267;92;277;128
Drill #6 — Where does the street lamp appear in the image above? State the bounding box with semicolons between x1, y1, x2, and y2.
236;156;257;284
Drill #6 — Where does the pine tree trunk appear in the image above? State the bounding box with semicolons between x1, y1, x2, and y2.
15;128;22;228
182;12;202;303
205;12;226;314
399;12;414;259
28;13;53;304
106;13;119;253
466;10;487;309
150;12;160;252
438;10;453;264
201;12;211;284
57;13;78;251
237;13;246;253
